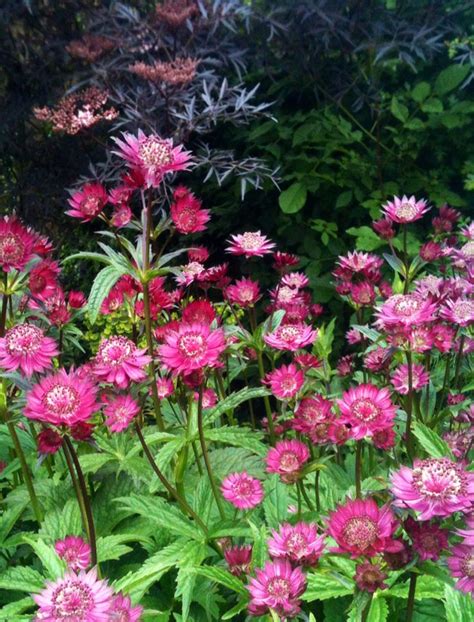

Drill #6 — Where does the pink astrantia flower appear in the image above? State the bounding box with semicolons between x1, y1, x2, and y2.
292;396;333;437
159;322;226;374
175;261;205;286
327;497;402;558
156;377;174;399
391;363;429;395
182;300;216;325
224;545;252;576
264;364;304;400
226;231;275;258
0;324;59;377
405;517;448;562
93;336;151;389
33;567;113;621
108;593;143;622
375;294;436;330
391;458;474;520
447;544;474;596
268;522;325;566
247;559;306;618
440;298;474;327
273;251;299;271
103;395;140;433
354;562;388;593
337;384;396;440
112;130;192;187
382;195;430;223
38;428;63;454
194;388;217;409
333;251;383;282
66;182;108;222
24;369;98;426
266;439;310;483
225;278;261;307
264;323;317;351
170;186;210;234
55;535;91;572
281;272;309;289
221;472;264;509
0;216;36;272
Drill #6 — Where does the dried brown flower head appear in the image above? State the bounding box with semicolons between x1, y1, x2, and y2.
129;57;198;86
154;0;198;29
66;34;115;63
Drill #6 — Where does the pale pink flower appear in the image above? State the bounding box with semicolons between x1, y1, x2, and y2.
333;251;383;283
221;472;264;509
108;593;143;622
391;363;429;395
264;364;304;400
226;231;275;258
266;439;310;483
66;182;108;222
194;388;217;409
440;298;474;327
175;261;205;286
25;369;98;426
447;544;474;596
281;272;309;289
93;337;151;389
375;293;436;330
33;568;113;621
103;395;140;432
112;130;192;187
55;536;91;572
382;195;430;223
268;522;325;566
159;322;226;374
247;559;306;618
364;347;392;373
327;497;402;558
264;323;317;351
391;458;474;520
337;384;396;440
225;278;261;307
156;377;174;399
0;324;59;377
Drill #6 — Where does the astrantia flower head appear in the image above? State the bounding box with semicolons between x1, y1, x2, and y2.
225;278;261;307
391;363;429;395
373;218;395;240
337;384;396;440
375;294;436;330
156;377;174;399
170;186;210;234
247;559;306;618
440;298;474;327
103;394;140;433
0;324;59;377
93;336;151;389
159;322;226;374
66;182;108;222
364;347;392;373
391;458;474;520
226;231;275;258
0;216;36;272
221;472;264;509
334;251;383;283
354;562;388;593
224;545;252;576
264;364;304;400
268;522;325;566
405;517;448;562
182;299;216;325
292;396;333;436
264;323;317;351
266;439;310;483
33;567;113;621
112;130;192;188
272;251;299;271
108;593;143;622
29;259;60;297
382;195;430;223
327;497;402;558
55;536;91;572
281;271;309;289
25;369;98;426
447;544;474;596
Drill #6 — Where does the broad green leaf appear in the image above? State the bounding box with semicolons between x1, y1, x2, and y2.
0;596;35;618
222;600;248;620
367;596;389;622
435;64;470;95
0;566;45;592
0;500;29;545
87;265;127;324
191;566;248;596
303;570;354;601
23;536;65;579
205;387;270;425
391;97;409;123
412;422;453;458
387;574;445;600
444;584;474;622
96;534;141;562
335;191;352;208
421;98;443;113
347;226;384;251
279;182;307;214
263;475;289;529
412;82;431;102
39;499;82;542
205;426;266;456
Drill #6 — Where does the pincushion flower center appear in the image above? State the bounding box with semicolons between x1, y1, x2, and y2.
453;300;473;322
6;325;42;354
461;240;474;258
44;384;80;416
281;376;297;392
394;296;420;316
178;334;206;359
100;338;134;366
343;517;378;548
279;451;299;471
414;461;463;498
234;479;252;497
287;533;307;555
241;232;263;250
0;233;24;262
81;195;101;216
52;581;93;617
461;553;474;578
352;398;380;421
267;577;291;599
139;138;172;168
396;202;418;220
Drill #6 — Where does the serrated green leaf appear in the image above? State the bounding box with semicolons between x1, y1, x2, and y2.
263;475;289;529
191;566;248;596
204;426;266;456
387;574;445;600
205;388;270;425
222;600;249;620
412;422;453;458
279;182;307;214
23;536;65;579
0;596;35;617
435;64;470;95
0;566;45;592
444;584;474;622
96;534;140;562
87;265;127;324
303;570;354;602
367;596;389;622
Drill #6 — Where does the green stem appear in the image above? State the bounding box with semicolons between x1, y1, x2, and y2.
355;440;363;498
406;573;417;622
315;469;321;512
63;440;90;544
63;436;97;567
453;334;465;389
197;384;225;519
299;480;314;511
257;350;275;445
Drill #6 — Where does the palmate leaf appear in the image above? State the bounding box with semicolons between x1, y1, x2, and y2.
263;474;289;529
175;541;209;621
39;498;82;542
96;534;143;562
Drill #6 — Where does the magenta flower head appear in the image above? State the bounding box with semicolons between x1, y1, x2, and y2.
391;363;429;395
382;195;430;224
221;472;263;510
24;368;98;426
93;336;151;389
225;231;275;258
55;535;91;572
375;294;437;331
405;517;448;562
224;545;253;576
33;567;113;621
264;323;317;351
337;384;396;440
159;322;226;375
264;364;304;400
108;592;143;622
247;559;306;618
0;216;36;272
268;522;325;566
112;130;192;188
170;186;210;234
447;544;474;596
354;561;388;593
440;298;474;327
266;439;310;484
66;182;108;222
38;428;63;455
225;278;261;308
327;497;402;558
0;323;59;377
391;458;474;520
103;394;140;433
292;396;333;436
